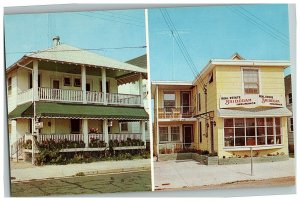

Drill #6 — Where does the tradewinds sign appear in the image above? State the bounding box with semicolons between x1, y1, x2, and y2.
220;94;284;108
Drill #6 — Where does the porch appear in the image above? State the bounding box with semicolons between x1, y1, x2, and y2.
17;87;142;106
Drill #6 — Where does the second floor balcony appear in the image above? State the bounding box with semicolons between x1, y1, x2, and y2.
158;106;195;119
17;87;142;107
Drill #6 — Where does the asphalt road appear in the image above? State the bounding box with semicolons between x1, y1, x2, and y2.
11;170;152;197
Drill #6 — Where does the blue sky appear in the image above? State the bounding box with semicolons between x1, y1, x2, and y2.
4;9;146;67
148;4;291;81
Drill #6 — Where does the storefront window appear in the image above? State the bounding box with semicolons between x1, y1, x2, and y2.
224;117;282;147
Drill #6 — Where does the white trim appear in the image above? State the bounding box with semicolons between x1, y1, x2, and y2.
158;118;197;122
241;67;260;95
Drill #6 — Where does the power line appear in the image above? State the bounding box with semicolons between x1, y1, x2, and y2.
160;9;207;91
227;6;289;47
75;12;144;28
91;10;144;24
237;6;288;40
6;45;146;54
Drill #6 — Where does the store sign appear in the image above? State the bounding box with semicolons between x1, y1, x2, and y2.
220;94;284;108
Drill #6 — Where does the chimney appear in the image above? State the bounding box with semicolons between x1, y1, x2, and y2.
52;36;60;46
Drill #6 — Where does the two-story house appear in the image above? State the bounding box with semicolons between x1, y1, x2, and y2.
7;36;149;161
152;53;292;160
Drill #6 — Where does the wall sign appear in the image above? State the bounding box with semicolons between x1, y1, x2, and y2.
220;94;284;108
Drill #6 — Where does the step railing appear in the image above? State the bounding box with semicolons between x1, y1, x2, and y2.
10;135;25;161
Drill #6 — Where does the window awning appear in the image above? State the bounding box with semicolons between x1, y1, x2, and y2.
217;107;292;118
8;102;149;120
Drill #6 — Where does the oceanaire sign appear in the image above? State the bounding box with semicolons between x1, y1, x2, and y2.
220;94;284;108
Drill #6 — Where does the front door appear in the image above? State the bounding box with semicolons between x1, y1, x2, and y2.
181;91;191;117
71;119;80;133
183;125;193;148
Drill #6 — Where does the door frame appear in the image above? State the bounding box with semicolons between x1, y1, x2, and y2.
183;124;193;145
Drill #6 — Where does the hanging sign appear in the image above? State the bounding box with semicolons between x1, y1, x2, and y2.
220;94;284;108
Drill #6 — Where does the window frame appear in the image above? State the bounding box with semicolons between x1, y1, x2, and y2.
119;122;128;132
163;90;176;109
288;93;292;105
74;78;81;87
170;125;180;142
64;77;71;86
159;126;169;143
241;67;260;95
289;117;294;132
223;117;282;148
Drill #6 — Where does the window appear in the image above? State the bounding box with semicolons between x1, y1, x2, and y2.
159;127;168;142
199;122;202;143
29;74;41;88
64;77;71;86
243;69;259;94
171;126;180;142
145;122;148;131
74;78;81;87
7;77;12;95
224;117;282;147
290;118;294;132
209;72;213;83
288;93;292;104
163;91;175;111
120;122;128;132
197;93;201;111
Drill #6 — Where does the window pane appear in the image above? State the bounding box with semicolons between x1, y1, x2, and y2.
235;128;245;137
235;118;244;127
159;127;168;134
275;118;280;126
171;126;180;134
246;118;255;127
171;134;180;141
235;137;245;146
224;128;234;137
224;138;234;147
266;118;273;126
267;136;275;145
246;127;255;136
257;137;266;145
267;127;274;136
246;137;256;146
163;92;175;100
257;127;265;136
224;119;233;127
276;136;282;144
256;118;265;126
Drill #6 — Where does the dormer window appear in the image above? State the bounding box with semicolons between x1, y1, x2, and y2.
243;68;259;94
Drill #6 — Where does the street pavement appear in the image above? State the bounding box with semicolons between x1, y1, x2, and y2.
154;158;295;190
11;159;151;182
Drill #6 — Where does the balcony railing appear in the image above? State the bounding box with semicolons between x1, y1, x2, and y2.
17;87;142;106
158;106;195;119
17;88;33;105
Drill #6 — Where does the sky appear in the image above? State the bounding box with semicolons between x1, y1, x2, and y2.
148;4;291;81
4;9;146;67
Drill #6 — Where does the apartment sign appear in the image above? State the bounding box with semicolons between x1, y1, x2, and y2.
220;95;283;108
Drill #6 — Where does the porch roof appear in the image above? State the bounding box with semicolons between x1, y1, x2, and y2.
217;107;292;118
8;102;149;120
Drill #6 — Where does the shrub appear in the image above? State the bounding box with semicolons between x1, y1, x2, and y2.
23;139;32;149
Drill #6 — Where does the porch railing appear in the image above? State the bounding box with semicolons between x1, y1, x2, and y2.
88;133;104;142
17;88;33;105
39;87;83;103
106;93;141;106
39;134;84;142
158;106;195;119
109;133;141;141
87;91;104;104
158;143;193;154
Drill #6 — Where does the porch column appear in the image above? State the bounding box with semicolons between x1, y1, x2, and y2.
82;119;89;148
81;65;87;104
138;74;143;106
140;120;146;147
103;119;109;147
101;68;107;105
33;60;39;101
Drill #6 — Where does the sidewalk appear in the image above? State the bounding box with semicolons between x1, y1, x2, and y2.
11;159;151;182
154;158;295;190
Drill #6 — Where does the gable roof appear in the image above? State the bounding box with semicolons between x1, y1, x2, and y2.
126;54;147;69
230;53;245;60
6;44;147;74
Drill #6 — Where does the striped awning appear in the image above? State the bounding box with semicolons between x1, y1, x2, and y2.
218;107;292;118
8;102;149;120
